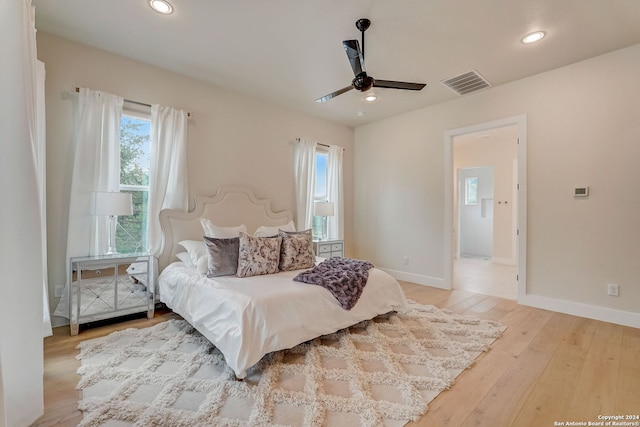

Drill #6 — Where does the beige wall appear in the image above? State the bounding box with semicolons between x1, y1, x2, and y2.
354;44;640;325
37;33;354;325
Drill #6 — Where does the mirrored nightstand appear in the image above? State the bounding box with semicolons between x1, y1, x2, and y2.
69;253;155;335
313;239;344;258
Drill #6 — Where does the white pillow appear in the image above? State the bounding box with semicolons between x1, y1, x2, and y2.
175;251;194;268
254;220;296;237
200;218;247;238
196;255;208;275
178;240;207;267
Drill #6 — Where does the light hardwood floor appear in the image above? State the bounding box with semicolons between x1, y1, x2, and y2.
35;282;640;427
454;256;517;300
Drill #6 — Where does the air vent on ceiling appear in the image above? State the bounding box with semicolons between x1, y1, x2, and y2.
441;70;491;95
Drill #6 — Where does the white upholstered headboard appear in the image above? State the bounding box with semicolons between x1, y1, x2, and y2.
158;186;293;271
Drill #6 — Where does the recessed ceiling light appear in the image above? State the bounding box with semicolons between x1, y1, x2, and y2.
522;31;545;44
149;0;173;14
364;93;377;102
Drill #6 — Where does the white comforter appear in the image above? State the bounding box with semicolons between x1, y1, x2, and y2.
159;260;408;378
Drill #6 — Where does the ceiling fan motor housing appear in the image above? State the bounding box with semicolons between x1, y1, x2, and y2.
353;73;374;91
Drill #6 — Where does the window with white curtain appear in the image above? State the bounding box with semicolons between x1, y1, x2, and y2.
117;109;151;253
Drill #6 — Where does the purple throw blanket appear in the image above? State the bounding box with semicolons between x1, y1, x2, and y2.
293;257;374;310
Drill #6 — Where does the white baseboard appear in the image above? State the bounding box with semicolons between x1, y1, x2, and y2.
382;269;640;328
519;293;640;329
380;268;446;289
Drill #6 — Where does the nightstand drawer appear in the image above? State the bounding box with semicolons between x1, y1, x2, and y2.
73;266;115;280
313;239;344;258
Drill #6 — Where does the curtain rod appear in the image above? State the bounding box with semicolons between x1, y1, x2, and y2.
75;87;191;117
296;138;345;151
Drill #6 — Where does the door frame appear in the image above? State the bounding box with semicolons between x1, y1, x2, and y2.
443;115;527;301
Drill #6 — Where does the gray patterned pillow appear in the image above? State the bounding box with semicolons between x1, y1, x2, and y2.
203;236;239;277
237;232;282;277
278;229;315;271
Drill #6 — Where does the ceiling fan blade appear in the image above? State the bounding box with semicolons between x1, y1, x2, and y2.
315;85;354;103
373;80;426;91
342;39;365;76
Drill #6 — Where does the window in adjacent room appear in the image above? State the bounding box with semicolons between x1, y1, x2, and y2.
312;149;328;238
117;111;151;253
465;176;478;205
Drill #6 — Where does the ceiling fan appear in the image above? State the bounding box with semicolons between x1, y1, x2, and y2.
315;18;427;103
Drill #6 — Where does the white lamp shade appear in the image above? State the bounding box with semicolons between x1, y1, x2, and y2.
90;191;133;216
314;201;334;217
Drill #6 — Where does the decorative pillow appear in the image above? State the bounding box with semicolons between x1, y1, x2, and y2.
203;236;240;277
178;240;207;267
254;220;296;237
237;232;282;277
175;251;194;268
200;218;247;238
278;229;315;271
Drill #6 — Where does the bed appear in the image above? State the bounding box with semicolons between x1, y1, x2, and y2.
157;186;408;379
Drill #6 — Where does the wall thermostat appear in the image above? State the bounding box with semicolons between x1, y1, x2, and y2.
574;186;589;197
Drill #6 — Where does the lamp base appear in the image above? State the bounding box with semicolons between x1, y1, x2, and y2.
319;216;328;240
105;215;119;256
312;216;329;241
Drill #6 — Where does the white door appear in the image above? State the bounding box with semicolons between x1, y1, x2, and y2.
458;166;494;257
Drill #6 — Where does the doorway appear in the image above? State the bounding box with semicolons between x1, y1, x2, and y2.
444;116;527;301
458;166;494;259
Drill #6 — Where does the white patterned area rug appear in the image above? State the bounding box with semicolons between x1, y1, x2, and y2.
75;301;505;427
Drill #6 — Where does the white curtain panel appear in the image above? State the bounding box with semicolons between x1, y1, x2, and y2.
294;139;317;231
146;105;189;256
327;145;344;240
66;89;123;261
19;0;51;337
36;61;52;337
20;0;51;337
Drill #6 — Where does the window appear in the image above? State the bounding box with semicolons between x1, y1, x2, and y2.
314;150;328;200
465;177;478;205
312;150;328;238
117;113;151;253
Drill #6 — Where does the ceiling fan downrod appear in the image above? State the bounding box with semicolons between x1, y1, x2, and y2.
356;18;371;61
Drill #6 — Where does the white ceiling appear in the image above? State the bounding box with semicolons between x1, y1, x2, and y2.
33;0;640;128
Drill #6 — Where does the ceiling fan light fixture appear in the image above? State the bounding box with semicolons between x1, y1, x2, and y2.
149;0;173;14
364;93;377;102
522;31;545;44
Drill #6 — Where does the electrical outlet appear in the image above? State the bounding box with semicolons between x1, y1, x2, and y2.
607;283;619;297
403;256;409;265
